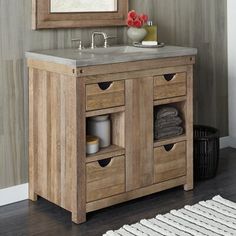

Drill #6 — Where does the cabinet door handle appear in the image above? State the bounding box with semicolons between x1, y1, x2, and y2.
164;144;175;152
164;73;176;81
98;158;112;167
98;81;113;90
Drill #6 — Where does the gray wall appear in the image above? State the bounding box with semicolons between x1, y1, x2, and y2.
0;0;228;189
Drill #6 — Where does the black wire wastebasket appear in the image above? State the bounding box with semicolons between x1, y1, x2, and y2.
194;125;219;180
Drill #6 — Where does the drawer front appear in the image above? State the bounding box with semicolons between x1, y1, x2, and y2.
154;72;187;100
86;155;125;202
154;141;186;183
86;81;125;111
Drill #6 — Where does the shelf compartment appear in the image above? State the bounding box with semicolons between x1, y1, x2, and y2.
86;145;125;163
86;111;125;162
154;100;186;142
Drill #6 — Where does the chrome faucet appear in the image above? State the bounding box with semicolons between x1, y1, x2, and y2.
91;32;116;49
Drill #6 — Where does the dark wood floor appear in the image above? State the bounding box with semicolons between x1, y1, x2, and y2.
1;148;236;236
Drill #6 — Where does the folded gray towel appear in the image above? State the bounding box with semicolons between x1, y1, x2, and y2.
155;106;179;119
155;116;182;129
154;126;183;140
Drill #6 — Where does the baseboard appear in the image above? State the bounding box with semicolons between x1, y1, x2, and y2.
229;136;236;148
0;183;29;207
220;136;231;149
220;136;236;149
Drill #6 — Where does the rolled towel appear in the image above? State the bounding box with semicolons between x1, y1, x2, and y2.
155;106;179;119
155;116;182;129
154;126;183;140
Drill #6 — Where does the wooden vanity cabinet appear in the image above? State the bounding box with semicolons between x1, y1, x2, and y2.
28;55;195;224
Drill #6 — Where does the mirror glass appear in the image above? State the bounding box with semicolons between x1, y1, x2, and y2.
50;0;118;13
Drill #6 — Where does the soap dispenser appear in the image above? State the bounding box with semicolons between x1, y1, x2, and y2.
144;21;158;41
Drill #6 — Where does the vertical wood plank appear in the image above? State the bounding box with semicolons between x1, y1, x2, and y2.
184;65;194;191
36;70;48;197
71;77;86;224
125;77;154;191
28;68;37;201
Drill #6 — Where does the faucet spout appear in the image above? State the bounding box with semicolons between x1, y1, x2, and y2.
91;32;108;49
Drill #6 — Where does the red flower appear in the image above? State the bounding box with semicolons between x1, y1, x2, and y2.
127;17;134;27
133;19;142;28
127;10;149;28
128;10;137;20
140;14;148;23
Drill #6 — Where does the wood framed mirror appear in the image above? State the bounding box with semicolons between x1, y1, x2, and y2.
32;0;128;29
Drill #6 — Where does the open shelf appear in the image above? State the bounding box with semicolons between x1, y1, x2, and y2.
153;99;186;143
86;145;125;163
86;111;125;162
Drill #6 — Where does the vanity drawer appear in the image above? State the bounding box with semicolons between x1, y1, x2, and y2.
86;80;125;111
154;141;186;183
86;155;125;202
154;72;187;100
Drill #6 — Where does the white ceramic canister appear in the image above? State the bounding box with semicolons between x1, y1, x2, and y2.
87;115;111;148
86;135;99;155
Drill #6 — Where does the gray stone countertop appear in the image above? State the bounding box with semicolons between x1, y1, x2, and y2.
26;45;197;67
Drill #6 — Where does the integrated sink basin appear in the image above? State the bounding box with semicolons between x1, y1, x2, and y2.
80;46;156;55
26;45;197;67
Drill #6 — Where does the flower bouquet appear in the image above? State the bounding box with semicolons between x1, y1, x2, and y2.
126;10;148;43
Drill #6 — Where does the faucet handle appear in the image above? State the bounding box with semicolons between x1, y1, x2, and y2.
104;36;117;48
104;35;117;40
71;38;83;50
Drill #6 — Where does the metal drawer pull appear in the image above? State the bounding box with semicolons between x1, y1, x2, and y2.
98;158;112;167
98;81;113;90
164;73;176;81
164;144;175;152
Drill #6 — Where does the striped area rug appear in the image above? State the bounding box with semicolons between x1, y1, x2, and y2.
103;195;236;236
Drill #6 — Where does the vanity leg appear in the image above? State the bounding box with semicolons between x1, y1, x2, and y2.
184;182;193;191
72;211;86;224
29;190;38;201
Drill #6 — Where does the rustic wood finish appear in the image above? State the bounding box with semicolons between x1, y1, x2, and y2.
72;78;86;224
86;155;125;202
154;142;186;183
28;55;194;223
125;77;154;191
184;66;194;191
28;69;77;212
86;145;125;163
86;80;125;111
154;72;187;100
86;176;186;213
154;135;186;148
33;0;128;29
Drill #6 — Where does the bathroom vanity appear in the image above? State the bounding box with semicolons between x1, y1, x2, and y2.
26;45;197;224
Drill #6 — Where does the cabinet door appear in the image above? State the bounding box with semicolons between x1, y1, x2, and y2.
125;77;154;191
